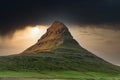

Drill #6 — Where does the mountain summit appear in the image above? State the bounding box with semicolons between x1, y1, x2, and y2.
23;21;80;53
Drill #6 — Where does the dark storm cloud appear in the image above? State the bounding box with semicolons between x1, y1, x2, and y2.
0;0;120;36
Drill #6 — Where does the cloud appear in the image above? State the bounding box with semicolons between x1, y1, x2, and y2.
0;25;48;55
69;26;120;65
0;0;120;36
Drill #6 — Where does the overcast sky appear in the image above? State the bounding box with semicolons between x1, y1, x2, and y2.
1;0;120;36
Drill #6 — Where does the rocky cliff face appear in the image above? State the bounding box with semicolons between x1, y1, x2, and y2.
23;21;80;53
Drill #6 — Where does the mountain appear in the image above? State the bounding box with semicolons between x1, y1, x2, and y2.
0;21;119;73
23;21;79;53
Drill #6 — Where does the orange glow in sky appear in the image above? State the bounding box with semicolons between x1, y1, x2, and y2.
0;25;48;55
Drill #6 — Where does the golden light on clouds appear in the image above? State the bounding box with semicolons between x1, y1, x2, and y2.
0;25;48;55
31;27;41;35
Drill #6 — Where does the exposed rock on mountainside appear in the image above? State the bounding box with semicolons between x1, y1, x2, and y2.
23;21;79;53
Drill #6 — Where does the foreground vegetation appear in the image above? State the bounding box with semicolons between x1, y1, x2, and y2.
0;71;119;79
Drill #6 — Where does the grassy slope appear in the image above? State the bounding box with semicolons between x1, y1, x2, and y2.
0;71;119;79
0;48;119;74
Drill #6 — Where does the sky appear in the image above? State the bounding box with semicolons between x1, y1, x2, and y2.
0;0;120;66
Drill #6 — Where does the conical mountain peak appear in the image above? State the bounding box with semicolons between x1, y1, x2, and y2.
22;21;79;53
47;21;68;33
40;21;73;41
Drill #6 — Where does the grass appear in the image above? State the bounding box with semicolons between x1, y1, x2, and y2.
43;71;120;79
0;72;44;77
0;71;119;79
0;51;119;73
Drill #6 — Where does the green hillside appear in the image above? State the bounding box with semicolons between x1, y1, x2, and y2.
0;47;119;74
